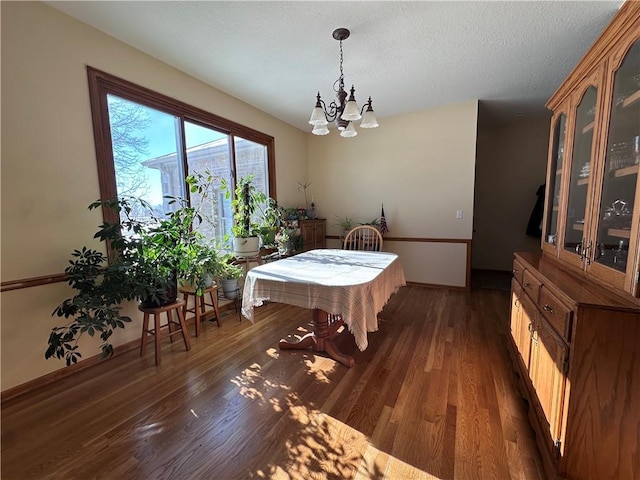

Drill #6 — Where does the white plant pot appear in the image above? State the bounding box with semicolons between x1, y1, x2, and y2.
220;278;240;300
233;236;260;258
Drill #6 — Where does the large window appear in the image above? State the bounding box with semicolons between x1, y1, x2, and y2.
87;67;275;245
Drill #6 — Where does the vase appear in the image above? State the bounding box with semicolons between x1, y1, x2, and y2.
233;236;260;257
220;278;240;300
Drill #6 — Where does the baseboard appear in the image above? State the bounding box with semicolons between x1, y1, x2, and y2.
1;337;140;405
405;281;469;292
1;300;241;404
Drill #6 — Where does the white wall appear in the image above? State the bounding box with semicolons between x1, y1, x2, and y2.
1;1;308;391
473;117;550;271
308;101;478;287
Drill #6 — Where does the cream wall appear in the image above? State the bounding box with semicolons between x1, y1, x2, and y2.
473;117;550;271
1;2;307;391
308;101;478;287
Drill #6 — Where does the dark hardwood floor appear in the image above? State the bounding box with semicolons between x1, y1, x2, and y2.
1;286;544;479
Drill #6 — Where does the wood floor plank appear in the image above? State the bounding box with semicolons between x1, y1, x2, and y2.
1;286;545;480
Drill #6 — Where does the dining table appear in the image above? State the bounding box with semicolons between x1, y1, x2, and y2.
241;248;406;367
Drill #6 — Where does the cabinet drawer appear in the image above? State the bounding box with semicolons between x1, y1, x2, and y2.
513;258;525;285
522;270;542;303
539;287;572;341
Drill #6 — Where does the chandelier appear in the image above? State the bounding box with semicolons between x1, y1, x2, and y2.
308;28;379;137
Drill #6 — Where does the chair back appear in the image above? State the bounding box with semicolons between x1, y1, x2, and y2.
343;225;383;251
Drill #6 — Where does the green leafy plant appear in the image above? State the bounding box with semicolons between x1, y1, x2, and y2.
217;254;244;280
180;241;222;296
221;174;267;238
47;172;222;366
261;198;283;229
334;215;356;232
360;218;380;226
258;198;283;246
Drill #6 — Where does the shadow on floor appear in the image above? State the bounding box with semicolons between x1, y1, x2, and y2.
471;269;512;292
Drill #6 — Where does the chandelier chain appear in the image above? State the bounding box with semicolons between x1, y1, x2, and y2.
339;39;344;80
334;39;345;93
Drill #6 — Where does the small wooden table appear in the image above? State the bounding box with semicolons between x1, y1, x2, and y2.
242;249;406;367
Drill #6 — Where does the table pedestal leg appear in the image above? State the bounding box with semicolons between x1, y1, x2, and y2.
279;309;355;368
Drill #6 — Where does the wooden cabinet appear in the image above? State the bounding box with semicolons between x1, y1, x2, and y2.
542;2;640;297
516;289;535;371
300;219;326;251
511;8;640;478
508;252;640;480
529;314;568;456
509;262;568;458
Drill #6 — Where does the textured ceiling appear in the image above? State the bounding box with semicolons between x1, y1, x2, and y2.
47;1;622;130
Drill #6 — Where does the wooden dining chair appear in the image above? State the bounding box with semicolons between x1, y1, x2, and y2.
343;225;383;251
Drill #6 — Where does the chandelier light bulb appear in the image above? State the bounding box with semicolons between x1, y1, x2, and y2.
312;124;330;135
360;97;379;128
308;93;329;126
341;86;361;121
340;122;358;138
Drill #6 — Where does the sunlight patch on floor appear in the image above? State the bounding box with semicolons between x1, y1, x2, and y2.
303;355;337;383
257;404;440;480
231;359;441;479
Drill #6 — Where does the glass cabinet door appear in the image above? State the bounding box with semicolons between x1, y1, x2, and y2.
544;114;567;248
563;86;598;257
593;39;640;273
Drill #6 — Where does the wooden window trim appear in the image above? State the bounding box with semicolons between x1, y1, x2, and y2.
86;66;276;226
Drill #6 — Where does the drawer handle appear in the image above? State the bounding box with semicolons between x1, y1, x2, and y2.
524;282;533;289
543;304;555;314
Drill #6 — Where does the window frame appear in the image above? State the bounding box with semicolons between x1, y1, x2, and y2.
86;66;276;229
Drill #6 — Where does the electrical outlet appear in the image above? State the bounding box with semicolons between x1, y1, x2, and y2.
456;209;463;219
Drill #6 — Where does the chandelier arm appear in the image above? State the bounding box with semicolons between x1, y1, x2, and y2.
324;100;339;122
360;99;370;115
333;76;343;94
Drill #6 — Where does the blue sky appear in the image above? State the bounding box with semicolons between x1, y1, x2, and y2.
145;108;226;158
111;97;227;204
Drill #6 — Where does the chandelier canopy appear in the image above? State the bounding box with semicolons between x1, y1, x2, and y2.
308;28;379;137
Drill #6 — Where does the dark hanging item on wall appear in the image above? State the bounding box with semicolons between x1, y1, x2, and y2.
526;184;545;238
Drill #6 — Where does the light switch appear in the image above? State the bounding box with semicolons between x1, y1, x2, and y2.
456;209;463;219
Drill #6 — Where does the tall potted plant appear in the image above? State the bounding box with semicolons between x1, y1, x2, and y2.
222;174;266;257
47;172;219;366
47;195;199;365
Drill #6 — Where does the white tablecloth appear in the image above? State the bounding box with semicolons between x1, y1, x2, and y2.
242;249;406;351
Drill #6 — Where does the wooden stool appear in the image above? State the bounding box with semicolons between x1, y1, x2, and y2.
138;299;190;366
180;285;221;336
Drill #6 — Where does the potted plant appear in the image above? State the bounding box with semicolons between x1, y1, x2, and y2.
47;194;199;365
275;226;302;256
47;172;218;366
334;215;356;239
258;198;282;247
180;241;222;296
222;174;267;258
217;254;244;300
297;181;313;218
